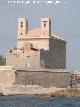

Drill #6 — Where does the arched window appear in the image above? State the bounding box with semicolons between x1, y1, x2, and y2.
44;22;46;27
21;22;23;27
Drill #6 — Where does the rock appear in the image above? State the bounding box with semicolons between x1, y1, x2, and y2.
51;90;64;97
51;88;80;97
37;93;51;98
0;92;3;96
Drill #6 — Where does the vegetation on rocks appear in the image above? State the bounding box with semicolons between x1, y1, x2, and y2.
34;88;80;98
51;88;80;97
0;55;6;66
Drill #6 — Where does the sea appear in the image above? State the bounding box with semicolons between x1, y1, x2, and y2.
0;95;80;107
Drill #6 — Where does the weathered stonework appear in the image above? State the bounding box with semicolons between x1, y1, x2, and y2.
0;66;15;83
15;70;70;88
6;17;66;69
6;43;40;69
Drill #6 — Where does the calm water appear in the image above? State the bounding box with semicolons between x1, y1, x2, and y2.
0;95;80;107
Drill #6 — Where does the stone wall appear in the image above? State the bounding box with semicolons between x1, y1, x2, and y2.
6;51;40;69
0;70;15;83
15;70;71;88
17;38;49;50
40;39;66;69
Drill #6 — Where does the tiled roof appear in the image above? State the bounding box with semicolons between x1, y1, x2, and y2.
26;28;65;41
27;28;50;38
27;28;43;36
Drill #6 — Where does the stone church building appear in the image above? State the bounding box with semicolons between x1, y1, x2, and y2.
6;17;66;70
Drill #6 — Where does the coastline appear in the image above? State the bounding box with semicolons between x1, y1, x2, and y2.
0;83;80;98
0;83;65;95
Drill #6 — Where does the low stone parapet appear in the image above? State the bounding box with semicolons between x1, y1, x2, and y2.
0;69;15;84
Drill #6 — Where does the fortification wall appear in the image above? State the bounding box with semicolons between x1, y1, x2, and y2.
48;39;66;69
17;38;49;50
40;39;66;69
15;70;71;88
0;69;15;83
6;53;40;69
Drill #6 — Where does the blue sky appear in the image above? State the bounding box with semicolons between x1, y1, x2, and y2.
0;0;80;71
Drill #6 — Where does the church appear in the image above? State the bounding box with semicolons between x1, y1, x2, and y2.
6;17;66;70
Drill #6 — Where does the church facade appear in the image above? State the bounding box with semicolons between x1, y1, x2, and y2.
6;17;66;70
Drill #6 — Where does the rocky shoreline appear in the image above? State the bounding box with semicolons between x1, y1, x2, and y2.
0;83;80;98
0;90;80;98
51;88;80;97
37;88;80;98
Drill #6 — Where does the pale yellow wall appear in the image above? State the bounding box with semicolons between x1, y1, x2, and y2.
17;18;28;39
0;70;15;83
41;17;51;36
17;38;49;50
6;49;40;69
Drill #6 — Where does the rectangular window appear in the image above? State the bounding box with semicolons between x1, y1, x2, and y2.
44;22;46;27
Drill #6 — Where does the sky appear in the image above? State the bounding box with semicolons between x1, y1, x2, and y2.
0;0;80;71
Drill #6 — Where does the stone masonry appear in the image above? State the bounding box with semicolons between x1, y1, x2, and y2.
15;70;71;88
6;17;66;69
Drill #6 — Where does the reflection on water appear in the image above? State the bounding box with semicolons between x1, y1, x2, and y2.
0;95;80;107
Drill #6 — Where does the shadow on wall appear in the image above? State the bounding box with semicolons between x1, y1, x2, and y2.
40;39;66;69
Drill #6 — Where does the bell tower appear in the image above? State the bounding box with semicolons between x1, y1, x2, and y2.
41;17;51;36
17;18;28;49
17;18;28;39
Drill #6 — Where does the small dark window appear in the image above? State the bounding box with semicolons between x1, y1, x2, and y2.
9;50;12;53
23;51;24;54
21;22;23;27
44;22;46;27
